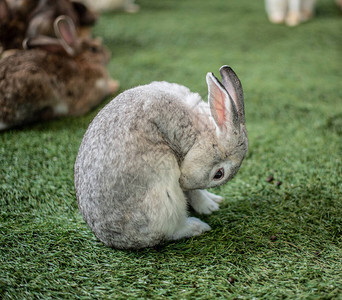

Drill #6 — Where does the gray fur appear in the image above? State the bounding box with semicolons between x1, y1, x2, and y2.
219;66;245;124
74;66;248;249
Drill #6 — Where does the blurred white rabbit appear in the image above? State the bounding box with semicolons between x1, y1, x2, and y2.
265;0;316;26
78;0;139;13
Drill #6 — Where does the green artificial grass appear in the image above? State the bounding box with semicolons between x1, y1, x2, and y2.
1;0;341;298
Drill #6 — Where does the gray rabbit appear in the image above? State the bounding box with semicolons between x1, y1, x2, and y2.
74;66;248;249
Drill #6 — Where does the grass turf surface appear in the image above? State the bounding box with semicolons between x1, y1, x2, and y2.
1;0;341;298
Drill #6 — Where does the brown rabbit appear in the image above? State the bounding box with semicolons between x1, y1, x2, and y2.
0;15;119;131
26;0;98;39
0;0;97;53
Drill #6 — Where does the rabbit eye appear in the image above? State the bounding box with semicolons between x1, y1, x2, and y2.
90;46;98;53
213;168;224;180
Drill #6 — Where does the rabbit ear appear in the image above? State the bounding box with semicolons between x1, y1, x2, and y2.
0;0;11;23
23;16;78;56
26;0;60;38
26;10;55;38
53;15;78;56
219;66;245;124
22;35;66;53
206;72;239;133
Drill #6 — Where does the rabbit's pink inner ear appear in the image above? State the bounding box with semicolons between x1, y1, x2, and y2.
58;18;76;46
54;16;77;55
211;86;227;127
207;73;228;128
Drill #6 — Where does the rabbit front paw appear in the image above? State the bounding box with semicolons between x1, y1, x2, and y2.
186;190;223;215
170;217;211;240
205;190;224;203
